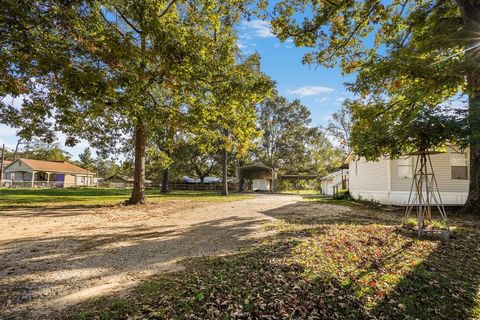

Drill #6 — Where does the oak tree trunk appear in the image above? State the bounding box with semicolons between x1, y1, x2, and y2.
239;159;245;191
221;149;228;196
127;118;146;204
161;168;169;193
459;0;480;214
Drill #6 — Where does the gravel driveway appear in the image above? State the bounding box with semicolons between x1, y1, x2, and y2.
0;194;301;319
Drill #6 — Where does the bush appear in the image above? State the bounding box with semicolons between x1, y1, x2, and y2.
333;189;350;200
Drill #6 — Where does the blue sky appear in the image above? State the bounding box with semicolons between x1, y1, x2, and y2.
238;19;354;125
0;19;351;160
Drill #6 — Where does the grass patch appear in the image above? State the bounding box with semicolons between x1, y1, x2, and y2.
278;189;320;195
302;194;353;205
64;208;480;319
0;188;252;209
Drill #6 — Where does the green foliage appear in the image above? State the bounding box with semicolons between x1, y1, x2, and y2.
267;0;474;155
255;93;315;171
350;105;466;159
333;189;350;200
95;158;119;179
78;148;96;172
11;139;72;161
254;92;342;176
0;0;270;202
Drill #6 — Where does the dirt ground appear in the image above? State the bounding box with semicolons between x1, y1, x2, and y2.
0;194;302;319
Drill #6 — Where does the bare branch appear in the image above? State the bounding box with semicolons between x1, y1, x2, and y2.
114;6;142;34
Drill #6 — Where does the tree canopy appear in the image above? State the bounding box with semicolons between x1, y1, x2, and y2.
1;0;270;202
266;0;480;213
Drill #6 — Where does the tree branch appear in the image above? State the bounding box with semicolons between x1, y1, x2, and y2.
158;0;179;19
114;6;142;34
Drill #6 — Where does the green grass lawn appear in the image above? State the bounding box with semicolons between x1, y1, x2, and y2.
66;201;480;320
0;188;252;209
279;189;320;195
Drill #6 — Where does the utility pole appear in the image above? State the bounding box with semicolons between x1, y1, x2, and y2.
0;144;5;187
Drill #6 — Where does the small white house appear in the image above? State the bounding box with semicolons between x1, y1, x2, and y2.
4;158;96;188
346;146;470;205
320;169;349;196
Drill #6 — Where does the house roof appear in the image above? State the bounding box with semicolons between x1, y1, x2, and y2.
319;170;344;181
344;152;355;164
1;160;12;168
107;174;134;182
6;158;94;175
106;174;152;183
239;164;274;180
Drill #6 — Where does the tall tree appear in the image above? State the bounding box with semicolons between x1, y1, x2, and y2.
173;141;219;183
324;104;352;154
192;53;272;196
96;158;119;178
307;128;345;177
268;0;480;213
17;139;72;161
78;147;96;172
0;0;247;204
255;93;317;173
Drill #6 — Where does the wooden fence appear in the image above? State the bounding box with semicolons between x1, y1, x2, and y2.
168;182;238;191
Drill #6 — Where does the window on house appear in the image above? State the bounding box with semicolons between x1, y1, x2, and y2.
398;157;413;178
451;153;468;179
355;160;358;175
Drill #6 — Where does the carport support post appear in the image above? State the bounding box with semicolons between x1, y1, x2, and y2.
31;171;35;188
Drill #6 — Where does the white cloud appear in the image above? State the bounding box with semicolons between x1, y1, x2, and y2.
239;20;274;39
237;42;247;50
287;86;335;97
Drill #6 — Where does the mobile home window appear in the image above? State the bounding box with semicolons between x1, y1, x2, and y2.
397;158;413;178
451;153;468;179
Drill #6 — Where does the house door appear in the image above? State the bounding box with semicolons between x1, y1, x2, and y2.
54;174;65;188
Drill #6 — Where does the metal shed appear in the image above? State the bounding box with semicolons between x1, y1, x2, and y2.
239;164;275;192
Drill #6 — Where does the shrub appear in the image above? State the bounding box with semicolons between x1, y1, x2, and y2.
333;189;350;200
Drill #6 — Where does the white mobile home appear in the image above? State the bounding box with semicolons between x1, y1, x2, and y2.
346;146;470;205
320;169;349;196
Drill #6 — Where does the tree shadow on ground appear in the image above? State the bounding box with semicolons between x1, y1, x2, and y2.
0;214;270;319
63;220;480;320
260;199;402;226
3;197;480;319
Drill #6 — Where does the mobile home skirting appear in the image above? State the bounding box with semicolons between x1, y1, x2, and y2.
350;190;468;206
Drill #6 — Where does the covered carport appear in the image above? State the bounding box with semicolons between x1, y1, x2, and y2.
239;164;275;192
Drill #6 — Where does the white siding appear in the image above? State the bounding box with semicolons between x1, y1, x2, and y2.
320;170;347;196
348;146;469;205
252;179;270;191
321;179;333;195
349;158;389;192
5;160;33;177
390;147;469;194
388;191;467;206
348;157;390;204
